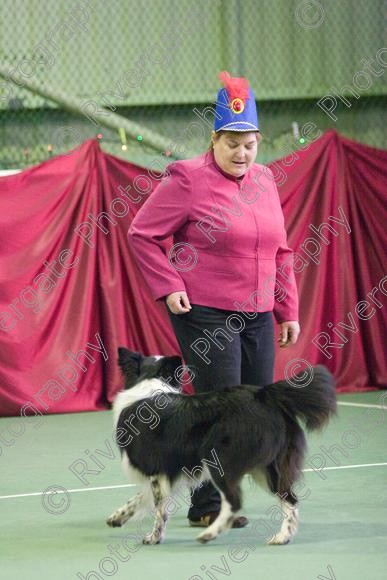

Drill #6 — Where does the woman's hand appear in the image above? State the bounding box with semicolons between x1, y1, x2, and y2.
166;291;192;314
278;321;300;348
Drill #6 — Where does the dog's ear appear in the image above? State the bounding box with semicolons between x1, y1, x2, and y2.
117;347;143;369
117;347;143;383
159;356;183;383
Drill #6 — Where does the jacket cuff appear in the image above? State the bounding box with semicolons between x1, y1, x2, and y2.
273;306;299;324
152;285;187;302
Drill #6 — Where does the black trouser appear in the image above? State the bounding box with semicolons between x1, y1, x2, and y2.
167;304;275;519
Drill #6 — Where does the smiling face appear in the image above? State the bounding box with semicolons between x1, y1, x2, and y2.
211;131;259;177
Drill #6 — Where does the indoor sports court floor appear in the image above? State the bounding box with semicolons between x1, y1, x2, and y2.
1;390;386;580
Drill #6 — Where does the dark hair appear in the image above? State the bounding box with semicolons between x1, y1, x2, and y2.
208;130;262;151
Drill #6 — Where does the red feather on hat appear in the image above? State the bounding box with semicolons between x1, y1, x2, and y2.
218;71;250;102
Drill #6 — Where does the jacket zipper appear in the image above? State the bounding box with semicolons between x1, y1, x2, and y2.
238;178;259;298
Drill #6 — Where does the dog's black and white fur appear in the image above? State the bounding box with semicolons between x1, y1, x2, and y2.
107;347;336;545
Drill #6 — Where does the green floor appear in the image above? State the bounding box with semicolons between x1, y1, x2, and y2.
1;391;386;580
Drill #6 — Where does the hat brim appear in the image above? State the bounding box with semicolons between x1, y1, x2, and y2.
215;122;259;132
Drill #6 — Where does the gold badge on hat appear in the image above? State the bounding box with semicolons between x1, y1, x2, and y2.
230;97;245;114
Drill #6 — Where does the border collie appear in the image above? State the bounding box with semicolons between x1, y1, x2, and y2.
107;347;336;545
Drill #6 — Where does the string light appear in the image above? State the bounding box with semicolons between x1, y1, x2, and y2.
12;133;172;167
291;121;306;145
118;127;127;152
291;121;300;141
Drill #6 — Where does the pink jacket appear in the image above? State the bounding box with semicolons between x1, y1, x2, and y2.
128;151;298;323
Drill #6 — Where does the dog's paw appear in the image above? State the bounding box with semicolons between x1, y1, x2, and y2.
106;519;122;528
106;513;125;527
267;531;291;545
196;531;217;544
142;532;164;545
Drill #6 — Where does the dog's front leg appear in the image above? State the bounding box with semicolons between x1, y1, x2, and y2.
106;492;144;527
142;476;170;545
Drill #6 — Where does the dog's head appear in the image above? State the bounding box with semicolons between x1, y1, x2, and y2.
117;347;183;390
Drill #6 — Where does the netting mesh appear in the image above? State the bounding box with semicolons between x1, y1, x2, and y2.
0;0;386;169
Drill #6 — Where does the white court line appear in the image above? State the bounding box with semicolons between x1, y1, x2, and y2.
337;401;385;409
303;462;387;473
0;483;136;500
1;462;387;501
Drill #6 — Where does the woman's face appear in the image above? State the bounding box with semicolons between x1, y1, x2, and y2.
212;131;258;177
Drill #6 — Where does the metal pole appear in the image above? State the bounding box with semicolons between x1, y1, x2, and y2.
0;66;185;159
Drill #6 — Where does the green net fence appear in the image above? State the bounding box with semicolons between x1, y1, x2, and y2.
0;0;386;170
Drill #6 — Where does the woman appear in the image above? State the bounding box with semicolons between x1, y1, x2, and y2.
128;72;300;529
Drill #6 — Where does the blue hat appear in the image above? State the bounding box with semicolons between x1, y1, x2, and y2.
214;71;259;132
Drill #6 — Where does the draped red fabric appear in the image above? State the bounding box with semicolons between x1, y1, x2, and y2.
0;130;386;417
272;130;387;392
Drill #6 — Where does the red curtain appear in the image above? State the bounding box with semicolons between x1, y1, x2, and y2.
272;130;387;392
0;130;386;417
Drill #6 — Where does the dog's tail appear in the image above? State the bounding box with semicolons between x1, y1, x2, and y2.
267;365;336;430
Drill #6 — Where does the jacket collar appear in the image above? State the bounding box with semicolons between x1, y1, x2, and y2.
209;150;250;183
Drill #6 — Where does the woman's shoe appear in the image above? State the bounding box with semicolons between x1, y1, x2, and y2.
188;512;248;528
